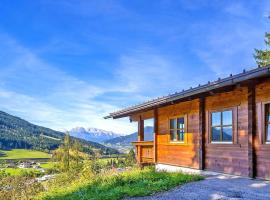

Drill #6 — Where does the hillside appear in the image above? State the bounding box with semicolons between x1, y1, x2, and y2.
104;126;153;152
70;127;121;143
0;111;118;155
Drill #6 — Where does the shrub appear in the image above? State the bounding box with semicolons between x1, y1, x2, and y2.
0;176;44;200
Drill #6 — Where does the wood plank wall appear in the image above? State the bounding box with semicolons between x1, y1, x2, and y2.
133;77;270;179
255;78;270;180
156;99;200;169
204;87;249;176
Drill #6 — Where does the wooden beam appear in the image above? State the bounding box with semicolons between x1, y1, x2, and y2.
248;83;256;178
198;97;205;170
153;108;158;163
138;116;144;141
136;116;144;165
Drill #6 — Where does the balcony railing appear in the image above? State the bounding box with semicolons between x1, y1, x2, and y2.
132;141;154;164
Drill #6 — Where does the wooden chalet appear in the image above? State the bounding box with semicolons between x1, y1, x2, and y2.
105;65;270;180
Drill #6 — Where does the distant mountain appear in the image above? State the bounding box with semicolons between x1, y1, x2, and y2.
104;126;154;148
0;111;118;155
69;127;121;143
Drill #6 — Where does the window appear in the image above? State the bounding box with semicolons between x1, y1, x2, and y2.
170;117;185;142
211;110;233;142
266;104;270;142
144;118;154;141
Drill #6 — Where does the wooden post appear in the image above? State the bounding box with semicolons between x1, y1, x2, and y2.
248;83;256;178
137;116;144;165
154;108;158;163
138;116;144;141
199;97;205;170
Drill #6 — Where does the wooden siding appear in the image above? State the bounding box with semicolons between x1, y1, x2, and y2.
204;87;249;176
255;78;270;180
132;77;270;179
156;100;200;169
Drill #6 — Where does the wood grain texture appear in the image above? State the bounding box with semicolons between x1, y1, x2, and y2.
199;97;205;170
248;82;256;178
154;108;158;163
132;77;270;179
255;78;270;180
204;87;249;176
156;99;200;169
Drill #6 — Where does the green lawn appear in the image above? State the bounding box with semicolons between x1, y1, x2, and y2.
0;149;51;160
40;162;56;169
38;167;204;200
1;168;42;176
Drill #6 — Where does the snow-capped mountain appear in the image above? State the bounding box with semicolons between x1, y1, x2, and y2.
69;127;122;143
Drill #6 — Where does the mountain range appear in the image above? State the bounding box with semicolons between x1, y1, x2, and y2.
103;126;154;152
69;127;121;143
0;111;118;155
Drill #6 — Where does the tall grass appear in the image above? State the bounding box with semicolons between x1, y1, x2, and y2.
38;167;203;200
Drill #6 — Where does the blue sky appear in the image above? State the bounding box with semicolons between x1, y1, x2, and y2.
0;0;269;134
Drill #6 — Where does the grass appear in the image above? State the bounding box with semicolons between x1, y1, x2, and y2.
1;168;42;177
40;162;55;169
0;149;50;160
38;167;204;200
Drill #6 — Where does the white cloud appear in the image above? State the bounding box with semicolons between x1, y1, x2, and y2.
0;35;185;134
195;16;267;76
3;0;268;135
0;34;137;134
116;49;185;97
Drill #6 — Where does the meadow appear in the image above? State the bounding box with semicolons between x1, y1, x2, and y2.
0;149;50;160
1;168;42;176
0;153;204;200
38;167;204;200
0;145;204;200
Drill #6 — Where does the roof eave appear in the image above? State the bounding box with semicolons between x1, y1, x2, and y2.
105;65;270;119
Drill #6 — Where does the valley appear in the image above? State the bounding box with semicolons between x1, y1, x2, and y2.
0;111;118;155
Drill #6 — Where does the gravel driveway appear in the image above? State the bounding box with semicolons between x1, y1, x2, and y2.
128;174;270;200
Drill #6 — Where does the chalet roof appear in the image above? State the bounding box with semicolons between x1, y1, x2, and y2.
105;65;270;119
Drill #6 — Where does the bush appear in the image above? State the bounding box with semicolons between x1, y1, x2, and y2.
0;170;10;178
0;176;44;200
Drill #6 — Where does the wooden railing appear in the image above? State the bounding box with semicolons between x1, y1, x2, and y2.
132;141;154;164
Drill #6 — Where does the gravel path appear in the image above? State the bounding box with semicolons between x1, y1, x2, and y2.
128;174;270;200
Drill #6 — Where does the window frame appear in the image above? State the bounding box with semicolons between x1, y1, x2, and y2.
262;102;270;144
168;115;187;143
208;108;236;144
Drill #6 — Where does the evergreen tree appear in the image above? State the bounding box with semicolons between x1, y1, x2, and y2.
125;149;136;166
254;18;270;67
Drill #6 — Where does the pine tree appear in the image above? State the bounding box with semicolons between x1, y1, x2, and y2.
254;19;270;67
125;149;136;166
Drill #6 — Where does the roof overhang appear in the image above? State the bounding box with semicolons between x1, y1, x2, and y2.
105;65;270;119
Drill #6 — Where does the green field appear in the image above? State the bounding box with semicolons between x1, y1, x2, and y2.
1;168;42;176
0;149;51;160
40;162;55;169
